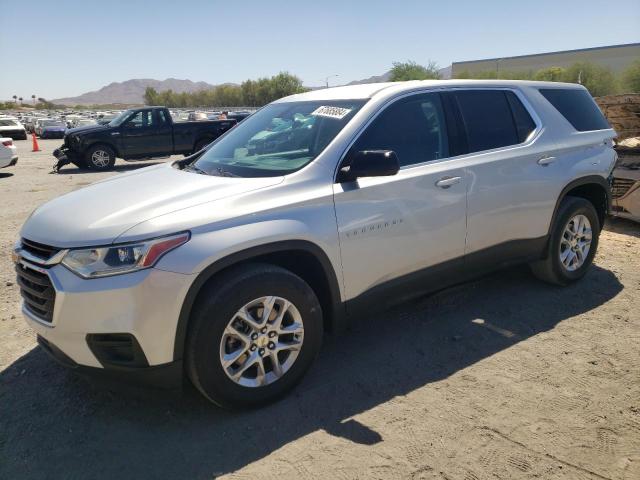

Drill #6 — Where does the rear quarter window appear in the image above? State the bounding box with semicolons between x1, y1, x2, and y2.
539;88;610;132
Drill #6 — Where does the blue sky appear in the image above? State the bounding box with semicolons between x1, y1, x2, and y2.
1;0;638;100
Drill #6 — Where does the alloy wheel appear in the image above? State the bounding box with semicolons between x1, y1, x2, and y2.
219;296;304;388
91;150;110;168
559;214;592;271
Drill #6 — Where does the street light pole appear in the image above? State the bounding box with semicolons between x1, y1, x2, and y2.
325;74;339;88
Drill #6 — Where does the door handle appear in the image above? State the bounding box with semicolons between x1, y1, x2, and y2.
537;156;556;166
435;176;462;189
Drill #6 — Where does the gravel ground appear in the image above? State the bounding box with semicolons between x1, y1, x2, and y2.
1;139;639;480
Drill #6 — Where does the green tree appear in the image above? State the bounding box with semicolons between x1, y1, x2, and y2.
390;60;441;81
620;60;640;93
143;87;159;105
562;62;617;97
534;67;566;82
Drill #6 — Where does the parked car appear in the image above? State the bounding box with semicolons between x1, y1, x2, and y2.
15;80;616;408
53;106;237;170
68;118;97;130
610;138;640;223
36;119;67;139
187;112;209;121
0;137;18;168
208;111;252;123
0;116;27;140
23;116;38;134
96;113;120;125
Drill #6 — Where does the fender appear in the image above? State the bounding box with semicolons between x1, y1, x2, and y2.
547;175;611;237
172;240;345;361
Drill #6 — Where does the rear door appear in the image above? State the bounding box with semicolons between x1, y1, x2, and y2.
333;92;468;303
447;89;557;260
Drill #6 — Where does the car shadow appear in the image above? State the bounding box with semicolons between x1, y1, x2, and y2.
0;172;14;179
57;161;166;175
0;265;623;479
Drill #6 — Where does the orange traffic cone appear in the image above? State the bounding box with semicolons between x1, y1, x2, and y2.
31;133;41;152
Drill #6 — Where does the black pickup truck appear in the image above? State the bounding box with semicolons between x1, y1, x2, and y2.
53;106;236;171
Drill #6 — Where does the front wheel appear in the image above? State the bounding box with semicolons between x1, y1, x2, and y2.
85;145;116;170
530;196;600;285
185;264;323;409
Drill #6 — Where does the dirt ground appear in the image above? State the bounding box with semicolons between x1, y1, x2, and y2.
1;139;639;480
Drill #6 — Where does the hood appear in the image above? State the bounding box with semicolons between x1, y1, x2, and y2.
43;126;66;131
66;124;110;135
21;163;283;247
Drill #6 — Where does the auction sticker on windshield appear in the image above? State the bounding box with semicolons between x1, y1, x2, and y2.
311;106;352;120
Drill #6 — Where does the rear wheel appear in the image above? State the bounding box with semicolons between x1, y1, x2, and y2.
85;144;116;170
530;196;600;285
186;264;323;409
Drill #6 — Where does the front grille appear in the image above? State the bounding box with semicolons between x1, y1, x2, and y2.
20;238;60;261
15;263;56;323
611;178;636;199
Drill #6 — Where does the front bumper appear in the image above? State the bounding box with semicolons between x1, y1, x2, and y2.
37;335;184;388
18;257;197;386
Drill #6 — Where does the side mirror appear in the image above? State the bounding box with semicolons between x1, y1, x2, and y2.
338;150;399;182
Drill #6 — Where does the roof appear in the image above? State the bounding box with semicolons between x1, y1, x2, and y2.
453;42;640;66
278;79;585;102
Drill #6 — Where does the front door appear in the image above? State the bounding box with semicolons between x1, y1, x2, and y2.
120;109;169;158
333;92;468;304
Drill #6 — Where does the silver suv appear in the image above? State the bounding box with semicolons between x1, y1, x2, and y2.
14;80;616;408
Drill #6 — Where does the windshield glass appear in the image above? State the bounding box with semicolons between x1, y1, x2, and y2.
0;120;18;126
43;120;64;127
191;100;366;177
108;110;131;126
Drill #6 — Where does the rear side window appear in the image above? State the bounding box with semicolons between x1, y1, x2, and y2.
453;90;520;153
539;88;610;132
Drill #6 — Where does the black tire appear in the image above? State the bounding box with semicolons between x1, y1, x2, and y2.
530;196;600;285
185;263;323;409
85;144;116;171
192;138;211;154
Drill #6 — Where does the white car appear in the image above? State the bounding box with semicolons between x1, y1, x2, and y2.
0;116;27;140
15;80;616;408
0;137;18;168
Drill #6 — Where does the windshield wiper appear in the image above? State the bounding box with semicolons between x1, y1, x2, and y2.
184;164;209;175
214;167;240;177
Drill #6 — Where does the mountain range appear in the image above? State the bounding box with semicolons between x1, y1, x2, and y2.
52;78;218;106
51;67;453;105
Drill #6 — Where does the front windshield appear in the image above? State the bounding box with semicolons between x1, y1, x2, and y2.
190;100;367;177
43;120;64;127
108;110;131;126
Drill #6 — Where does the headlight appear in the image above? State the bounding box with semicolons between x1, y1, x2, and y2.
62;232;190;278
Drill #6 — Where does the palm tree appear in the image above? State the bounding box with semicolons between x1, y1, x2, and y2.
12;95;17;103
18;97;23;105
31;95;36;105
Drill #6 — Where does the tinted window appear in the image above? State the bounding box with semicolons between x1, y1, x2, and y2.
125;110;154;128
539;88;610;132
505;91;537;142
350;93;449;167
454;90;519;153
157;109;169;125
